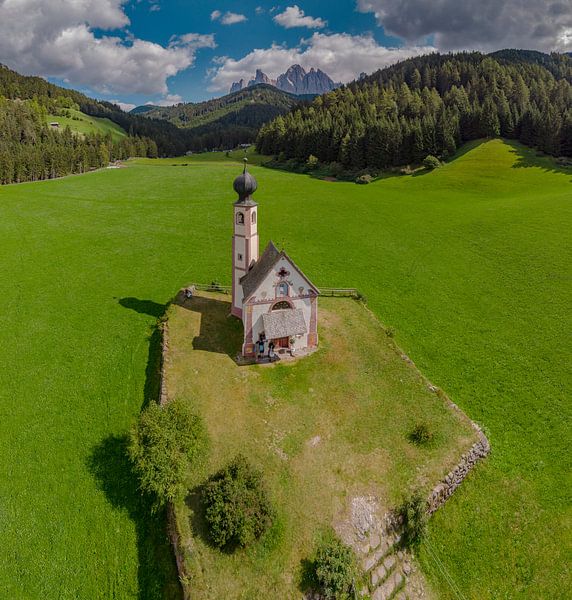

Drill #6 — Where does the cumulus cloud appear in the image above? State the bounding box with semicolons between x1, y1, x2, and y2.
111;100;137;112
147;94;183;106
211;10;247;25
0;0;215;95
208;32;435;91
221;12;248;25
356;0;572;52
274;5;327;29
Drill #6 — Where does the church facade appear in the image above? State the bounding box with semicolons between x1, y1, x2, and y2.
231;160;319;359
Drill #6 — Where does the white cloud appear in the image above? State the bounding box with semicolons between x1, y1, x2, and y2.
356;0;572;52
111;99;137;111
0;0;215;95
274;5;327;29
221;12;247;25
147;94;183;106
209;32;435;91
210;10;247;25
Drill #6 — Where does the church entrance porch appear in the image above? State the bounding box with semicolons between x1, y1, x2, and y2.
275;336;289;349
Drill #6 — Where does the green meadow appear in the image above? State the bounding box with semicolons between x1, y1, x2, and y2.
46;108;127;142
0;139;569;599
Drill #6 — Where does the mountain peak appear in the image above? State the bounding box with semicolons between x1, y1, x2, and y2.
230;64;339;96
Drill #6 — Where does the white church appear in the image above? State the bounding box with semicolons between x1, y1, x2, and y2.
231;159;319;359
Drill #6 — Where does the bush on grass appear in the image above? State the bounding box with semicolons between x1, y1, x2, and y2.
202;455;274;549
423;155;441;170
355;174;373;184
400;491;427;548
409;422;433;446
306;154;319;170
310;532;358;600
128;398;208;509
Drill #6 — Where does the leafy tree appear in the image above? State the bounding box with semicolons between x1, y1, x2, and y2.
310;532;358;600
423;155;441;170
128;399;208;509
202;455;274;549
400;491;428;548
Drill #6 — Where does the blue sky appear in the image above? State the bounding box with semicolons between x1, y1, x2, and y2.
0;1;569;110
104;0;413;106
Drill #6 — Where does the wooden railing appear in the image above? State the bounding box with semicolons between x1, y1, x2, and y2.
317;287;361;298
187;283;363;299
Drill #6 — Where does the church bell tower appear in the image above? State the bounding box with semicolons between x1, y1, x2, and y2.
231;159;259;318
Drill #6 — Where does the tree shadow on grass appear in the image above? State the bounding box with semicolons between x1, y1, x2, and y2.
507;140;572;180
86;434;181;600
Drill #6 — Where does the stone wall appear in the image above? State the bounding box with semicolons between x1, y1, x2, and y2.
157;304;193;600
427;425;490;515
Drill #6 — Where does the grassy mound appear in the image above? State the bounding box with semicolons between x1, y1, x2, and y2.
165;292;477;597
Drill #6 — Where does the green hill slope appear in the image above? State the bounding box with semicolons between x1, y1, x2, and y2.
46;108;126;142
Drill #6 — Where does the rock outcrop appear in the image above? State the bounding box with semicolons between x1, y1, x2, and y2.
230;64;339;95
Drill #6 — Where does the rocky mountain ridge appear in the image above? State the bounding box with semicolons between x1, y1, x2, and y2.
230;64;339;95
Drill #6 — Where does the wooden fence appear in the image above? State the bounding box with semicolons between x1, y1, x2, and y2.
187;283;362;299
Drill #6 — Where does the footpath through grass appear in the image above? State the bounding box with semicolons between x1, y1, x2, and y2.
165;291;477;598
0;139;569;598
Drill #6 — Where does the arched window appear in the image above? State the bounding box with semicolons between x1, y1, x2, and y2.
251;211;256;224
272;300;291;310
236;212;244;225
277;282;289;297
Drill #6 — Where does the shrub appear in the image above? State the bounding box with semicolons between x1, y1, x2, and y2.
400;491;427;548
311;532;358;599
306;154;319;169
128;399;208;509
423;155;441;170
355;174;373;184
328;161;344;177
202;455;274;549
409;422;433;446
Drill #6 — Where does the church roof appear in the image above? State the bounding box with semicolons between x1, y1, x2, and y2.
240;240;320;302
262;309;307;340
240;241;281;301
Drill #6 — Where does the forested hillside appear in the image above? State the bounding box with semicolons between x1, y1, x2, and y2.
0;97;157;184
140;84;302;151
0;64;188;157
257;51;572;170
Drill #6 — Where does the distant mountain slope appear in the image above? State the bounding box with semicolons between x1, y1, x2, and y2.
130;105;159;115
230;64;339;95
257;50;572;169
46;107;127;142
139;84;305;151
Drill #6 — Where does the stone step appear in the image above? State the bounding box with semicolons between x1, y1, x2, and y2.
372;569;405;600
362;533;402;573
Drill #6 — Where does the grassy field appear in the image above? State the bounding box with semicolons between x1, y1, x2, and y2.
0;139;569;598
165;291;477;598
46;108;127;142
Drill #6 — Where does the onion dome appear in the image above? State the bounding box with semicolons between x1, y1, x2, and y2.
233;158;257;204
